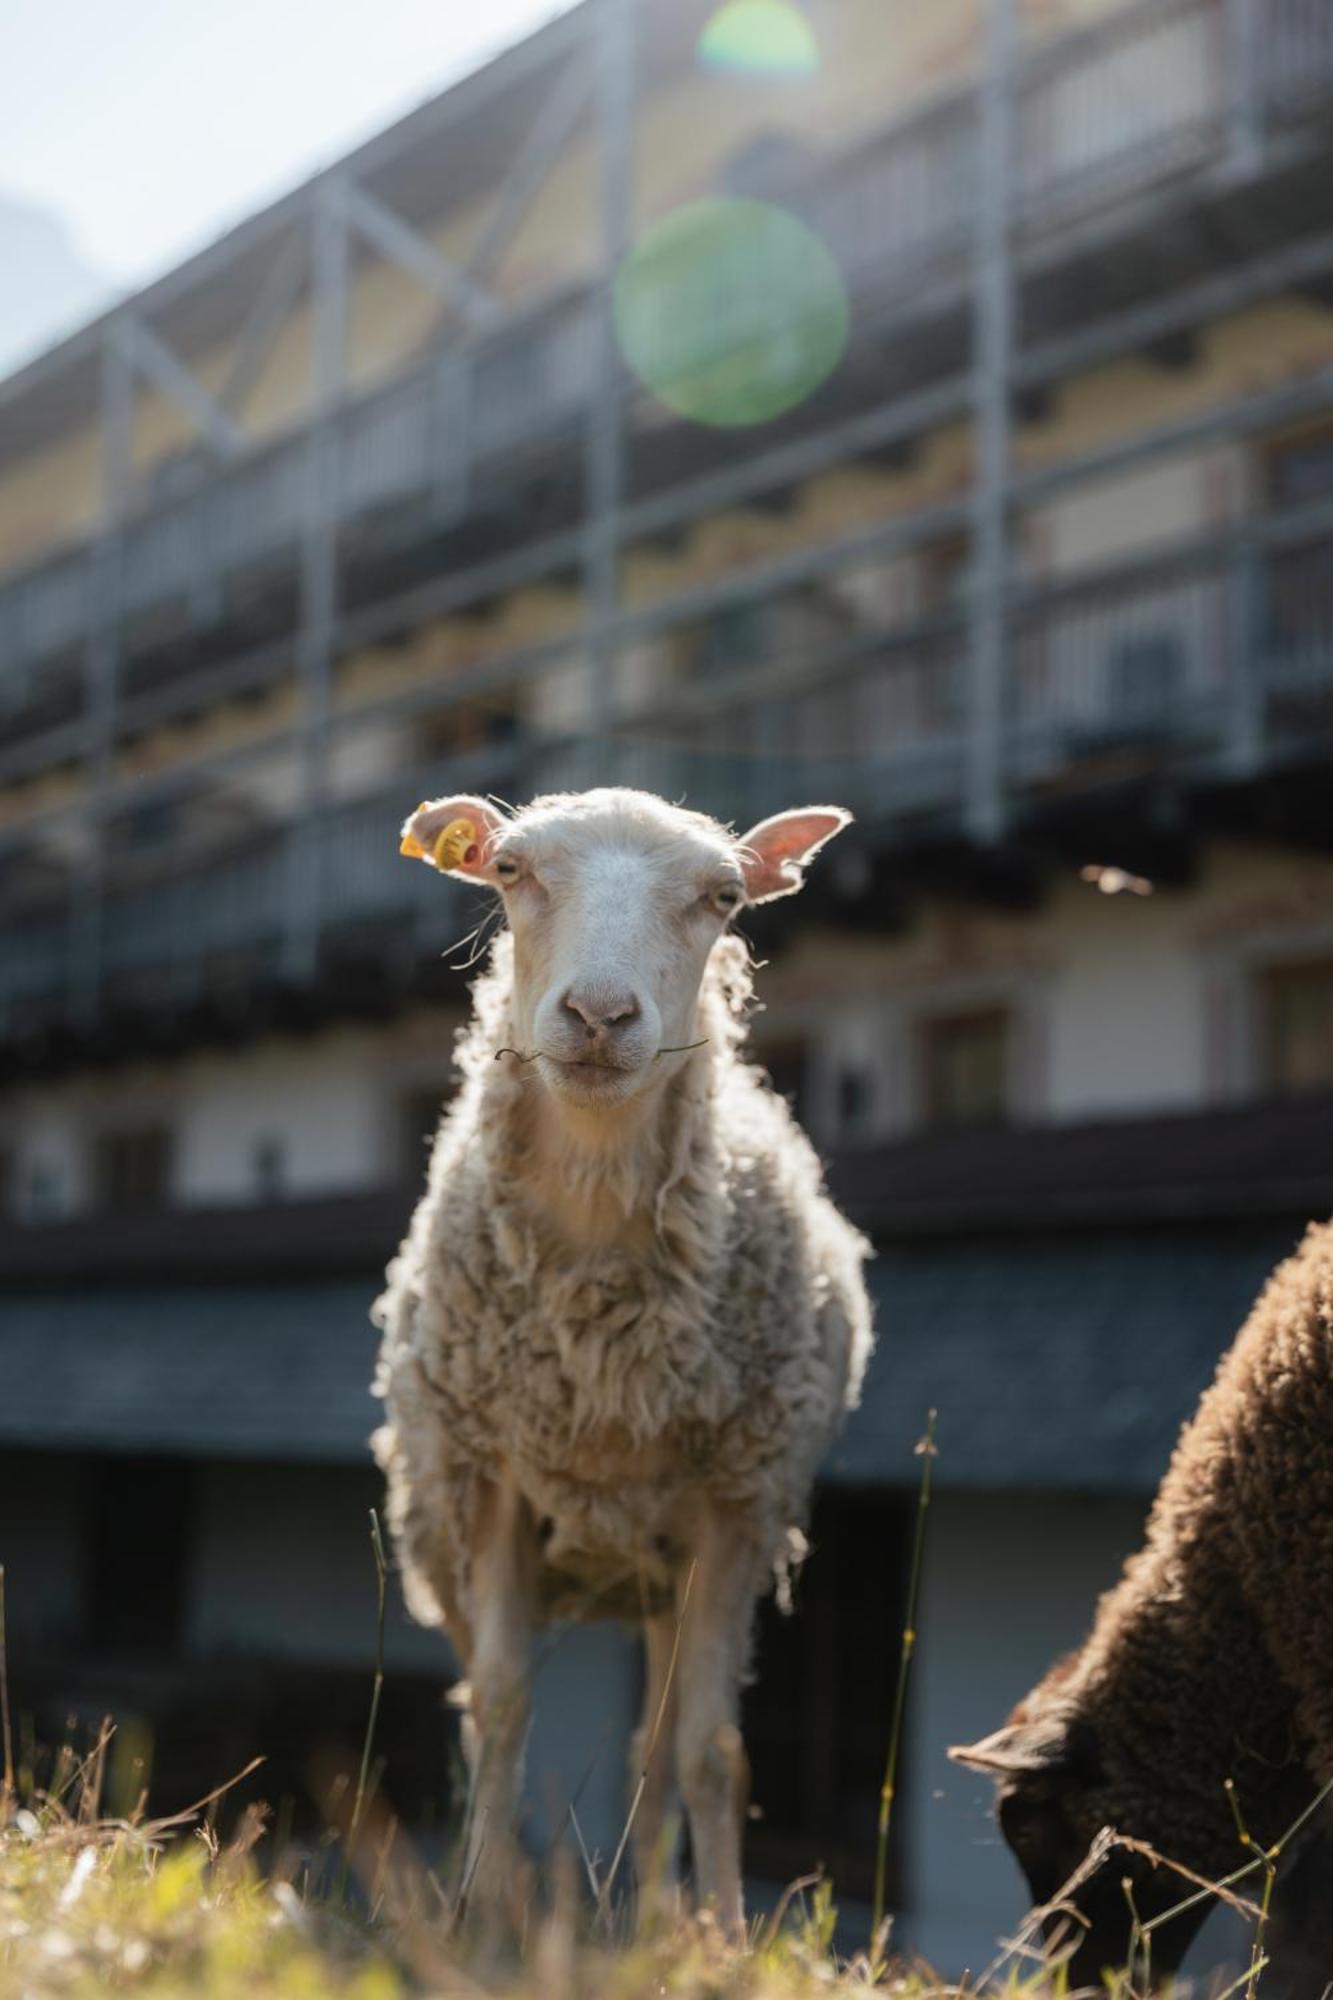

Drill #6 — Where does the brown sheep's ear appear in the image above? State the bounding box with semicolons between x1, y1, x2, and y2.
737;806;852;904
399;796;508;883
949;1717;1085;1779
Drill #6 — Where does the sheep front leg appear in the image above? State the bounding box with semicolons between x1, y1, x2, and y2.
461;1470;540;1925
674;1509;760;1937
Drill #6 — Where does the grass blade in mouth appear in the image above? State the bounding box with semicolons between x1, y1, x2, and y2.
494;1039;710;1065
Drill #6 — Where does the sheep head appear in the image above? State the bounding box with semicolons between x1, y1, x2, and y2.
951;1698;1213;1983
400;787;850;1112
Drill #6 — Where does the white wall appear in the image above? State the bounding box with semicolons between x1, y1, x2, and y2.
173;1034;392;1206
1041;874;1208;1118
907;1489;1146;1972
763;840;1333;1137
0;1011;461;1218
6;840;1333;1216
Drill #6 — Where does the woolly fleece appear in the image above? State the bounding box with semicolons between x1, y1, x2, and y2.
372;927;875;1632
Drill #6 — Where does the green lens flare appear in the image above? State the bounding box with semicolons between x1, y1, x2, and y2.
698;0;820;79
614;198;848;430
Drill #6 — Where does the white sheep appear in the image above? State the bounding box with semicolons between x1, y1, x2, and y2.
372;786;874;1930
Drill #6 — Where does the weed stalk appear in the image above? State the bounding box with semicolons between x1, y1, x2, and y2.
871;1407;937;1951
341;1508;388;1904
0;1565;12;1809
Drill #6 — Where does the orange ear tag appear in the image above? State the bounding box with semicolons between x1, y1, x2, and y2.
432;818;479;871
399;802;433;861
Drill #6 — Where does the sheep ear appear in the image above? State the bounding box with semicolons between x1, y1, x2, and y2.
738;806;852;904
950;1716;1099;1782
399;796;507;883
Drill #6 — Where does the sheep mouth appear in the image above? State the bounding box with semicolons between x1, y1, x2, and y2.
540;1053;646;1100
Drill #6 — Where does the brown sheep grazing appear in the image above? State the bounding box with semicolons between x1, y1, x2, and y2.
952;1220;1333;1992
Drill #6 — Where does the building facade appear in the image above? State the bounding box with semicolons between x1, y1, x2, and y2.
2;0;1333;1972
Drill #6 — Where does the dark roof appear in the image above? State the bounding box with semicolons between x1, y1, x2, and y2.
0;1282;381;1463
0;1222;1304;1492
828;1090;1333;1238
828;1222;1302;1493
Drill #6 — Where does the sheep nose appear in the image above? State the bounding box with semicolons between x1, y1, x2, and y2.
562;987;641;1036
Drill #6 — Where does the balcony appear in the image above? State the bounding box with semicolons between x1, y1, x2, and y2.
3;509;1332;1063
2;0;1333;745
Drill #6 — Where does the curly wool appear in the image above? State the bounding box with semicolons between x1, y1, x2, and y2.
1020;1219;1333;1875
372;930;874;1631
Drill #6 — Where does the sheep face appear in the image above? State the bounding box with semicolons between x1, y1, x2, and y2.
399;787;851;1111
952;1707;1212;1982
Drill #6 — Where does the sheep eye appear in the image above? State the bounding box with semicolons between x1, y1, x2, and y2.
493;856;521;886
711;883;743;916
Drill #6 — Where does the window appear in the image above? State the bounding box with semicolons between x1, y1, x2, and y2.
92;1125;172;1213
115;799;181;853
921;1008;1011;1128
1265;428;1333;660
919;534;970;617
401;1088;446;1181
82;1457;192;1656
836;1065;874;1136
757;1038;809;1120
690;603;771;680
22;1160;66;1223
252;1134;286;1202
419;699;517;762
1264;959;1333;1093
1267;422;1333;508
743;1487;910;1899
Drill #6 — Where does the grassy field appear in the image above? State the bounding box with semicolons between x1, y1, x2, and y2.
0;1798;975;2000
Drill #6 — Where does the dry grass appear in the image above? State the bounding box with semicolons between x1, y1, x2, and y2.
0;1798;989;2000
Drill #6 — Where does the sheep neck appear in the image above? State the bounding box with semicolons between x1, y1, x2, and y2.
461;931;750;1256
520;1053;703;1251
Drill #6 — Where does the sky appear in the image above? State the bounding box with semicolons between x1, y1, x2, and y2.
0;0;572;292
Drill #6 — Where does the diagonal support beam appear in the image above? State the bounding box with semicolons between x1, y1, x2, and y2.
122;316;245;458
469;53;595;279
219;233;308;415
342;181;502;332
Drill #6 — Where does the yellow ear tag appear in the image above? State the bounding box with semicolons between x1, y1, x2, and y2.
432;817;479;872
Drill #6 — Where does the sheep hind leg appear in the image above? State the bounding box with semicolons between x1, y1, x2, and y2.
674;1511;759;1939
458;1471;540;1934
630;1611;683;1924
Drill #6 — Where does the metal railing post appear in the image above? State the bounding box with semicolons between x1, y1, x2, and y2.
1225;0;1263;175
583;0;633;784
69;322;134;1026
285;178;348;983
1227;537;1265;775
967;0;1017;845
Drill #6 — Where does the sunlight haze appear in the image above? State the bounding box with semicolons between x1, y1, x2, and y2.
0;0;572;366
